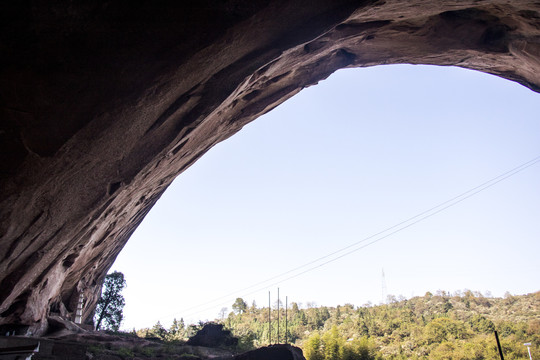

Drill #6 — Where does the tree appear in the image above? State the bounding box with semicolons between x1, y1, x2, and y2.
232;298;248;314
273;299;284;310
343;337;378;360
321;326;344;360
150;321;168;339
304;331;324;360
424;317;469;344
219;307;228;319
94;271;126;331
169;318;185;340
468;314;495;333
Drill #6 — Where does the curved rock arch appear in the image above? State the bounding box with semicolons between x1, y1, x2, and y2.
1;1;540;335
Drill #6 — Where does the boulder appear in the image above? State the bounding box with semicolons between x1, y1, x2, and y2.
234;344;305;360
187;323;238;347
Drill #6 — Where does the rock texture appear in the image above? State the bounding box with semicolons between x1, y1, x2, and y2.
234;344;306;360
0;332;236;360
1;1;540;335
187;323;238;347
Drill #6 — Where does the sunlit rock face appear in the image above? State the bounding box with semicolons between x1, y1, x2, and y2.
1;0;540;335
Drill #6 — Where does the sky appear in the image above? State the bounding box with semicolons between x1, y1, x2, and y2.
111;64;540;331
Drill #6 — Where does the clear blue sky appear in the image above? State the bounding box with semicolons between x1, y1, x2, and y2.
112;64;540;331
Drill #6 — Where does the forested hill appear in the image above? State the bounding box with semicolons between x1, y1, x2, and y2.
217;290;539;359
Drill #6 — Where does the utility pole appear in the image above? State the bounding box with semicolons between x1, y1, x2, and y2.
277;288;280;344
494;331;505;360
285;296;288;344
268;291;271;345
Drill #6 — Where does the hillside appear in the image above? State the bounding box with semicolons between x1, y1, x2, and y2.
216;290;539;359
136;291;538;359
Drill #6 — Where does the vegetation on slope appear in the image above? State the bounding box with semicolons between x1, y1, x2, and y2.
136;290;539;359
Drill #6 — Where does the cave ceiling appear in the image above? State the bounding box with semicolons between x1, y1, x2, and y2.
1;0;540;335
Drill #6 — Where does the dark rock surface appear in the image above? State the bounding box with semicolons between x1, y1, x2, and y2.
0;334;298;360
187;323;238;347
0;332;235;360
234;345;305;360
1;1;540;335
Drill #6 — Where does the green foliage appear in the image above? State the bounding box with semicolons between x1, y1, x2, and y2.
167;317;186;341
140;346;157;357
151;321;167;339
343;337;380;360
233;298;248;314
94;271;126;331
87;344;106;355
424;318;469;344
321;326;343;360
132;290;539;359
304;332;324;360
236;329;257;352
116;347;135;357
468;314;495;334
304;326;379;360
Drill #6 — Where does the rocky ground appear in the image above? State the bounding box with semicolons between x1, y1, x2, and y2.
0;332;303;360
2;332;226;360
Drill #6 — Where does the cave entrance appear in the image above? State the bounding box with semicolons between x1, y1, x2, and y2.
4;1;540;339
111;64;540;330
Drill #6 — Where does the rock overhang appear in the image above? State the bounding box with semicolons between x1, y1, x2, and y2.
1;0;540;335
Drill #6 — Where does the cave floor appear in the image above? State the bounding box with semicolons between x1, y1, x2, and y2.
0;332;235;360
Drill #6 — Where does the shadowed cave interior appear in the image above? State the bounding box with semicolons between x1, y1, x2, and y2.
1;0;540;337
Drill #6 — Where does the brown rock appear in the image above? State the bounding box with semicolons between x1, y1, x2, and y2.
1;1;540;335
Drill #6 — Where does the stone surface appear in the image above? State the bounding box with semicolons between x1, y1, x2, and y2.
0;333;236;360
1;1;540;335
187;323;238;347
234;345;305;360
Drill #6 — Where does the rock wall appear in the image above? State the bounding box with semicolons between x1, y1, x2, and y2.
1;1;540;335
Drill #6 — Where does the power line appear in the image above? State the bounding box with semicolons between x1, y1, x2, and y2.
164;154;540;320
159;154;540;321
